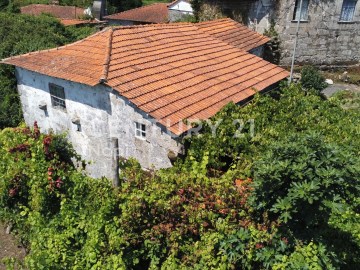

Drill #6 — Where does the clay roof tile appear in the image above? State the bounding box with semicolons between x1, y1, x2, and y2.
104;3;169;24
20;4;85;19
2;19;288;135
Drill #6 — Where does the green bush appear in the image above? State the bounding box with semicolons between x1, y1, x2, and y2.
0;124;295;269
300;66;327;93
0;13;96;129
0;84;359;268
263;22;281;64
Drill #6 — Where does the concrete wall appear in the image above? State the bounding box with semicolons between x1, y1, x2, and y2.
247;0;273;33
15;68;181;180
249;45;265;58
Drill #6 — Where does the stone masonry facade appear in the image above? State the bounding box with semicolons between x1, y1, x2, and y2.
207;0;360;66
275;0;359;66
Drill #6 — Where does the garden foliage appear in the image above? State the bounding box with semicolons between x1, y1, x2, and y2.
0;84;359;269
0;12;96;129
300;66;328;93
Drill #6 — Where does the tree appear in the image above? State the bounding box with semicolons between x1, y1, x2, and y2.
0;0;9;11
0;13;95;129
107;0;142;14
300;65;327;93
191;0;203;22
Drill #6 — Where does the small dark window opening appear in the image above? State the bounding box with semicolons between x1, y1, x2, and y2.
293;0;310;21
49;83;66;109
340;0;357;21
135;122;146;139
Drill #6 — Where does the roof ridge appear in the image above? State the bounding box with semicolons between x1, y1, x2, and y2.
167;0;190;6
167;0;180;7
1;28;109;63
111;21;192;31
22;3;81;8
104;3;168;18
100;28;113;83
197;18;232;24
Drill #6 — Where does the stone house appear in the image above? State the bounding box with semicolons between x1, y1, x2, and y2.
2;19;288;180
104;0;193;25
207;0;360;66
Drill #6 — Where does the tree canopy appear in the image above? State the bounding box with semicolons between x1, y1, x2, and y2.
0;12;95;129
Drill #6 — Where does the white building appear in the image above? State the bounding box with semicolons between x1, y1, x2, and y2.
168;0;194;21
2;19;288;180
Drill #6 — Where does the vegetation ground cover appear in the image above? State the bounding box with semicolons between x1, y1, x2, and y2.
143;0;170;5
321;67;360;86
0;84;359;269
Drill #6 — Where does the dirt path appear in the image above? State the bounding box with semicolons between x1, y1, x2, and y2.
0;223;26;270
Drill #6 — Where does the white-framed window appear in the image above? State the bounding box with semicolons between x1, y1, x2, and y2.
340;0;357;21
293;0;310;21
49;83;66;109
135;122;146;139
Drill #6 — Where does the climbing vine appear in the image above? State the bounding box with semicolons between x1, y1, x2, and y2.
0;83;359;268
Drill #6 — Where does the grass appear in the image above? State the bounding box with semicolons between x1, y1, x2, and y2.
143;0;172;5
332;90;360;110
321;67;360;86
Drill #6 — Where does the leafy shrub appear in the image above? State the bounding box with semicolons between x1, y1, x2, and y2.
263;22;281;64
107;0;143;14
0;84;359;268
0;124;295;269
0;13;96;129
197;3;224;22
191;0;203;22
250;133;360;267
300;66;327;93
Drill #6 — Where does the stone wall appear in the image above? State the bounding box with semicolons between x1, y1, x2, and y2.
15;68;182;180
276;0;360;66
206;0;360;67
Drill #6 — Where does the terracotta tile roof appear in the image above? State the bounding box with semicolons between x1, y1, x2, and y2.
197;18;270;51
2;20;289;135
3;29;112;86
104;3;169;24
60;19;102;26
20;4;85;19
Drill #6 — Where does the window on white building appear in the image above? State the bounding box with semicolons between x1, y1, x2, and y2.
340;0;357;21
135;122;146;139
49;83;66;109
293;0;310;21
